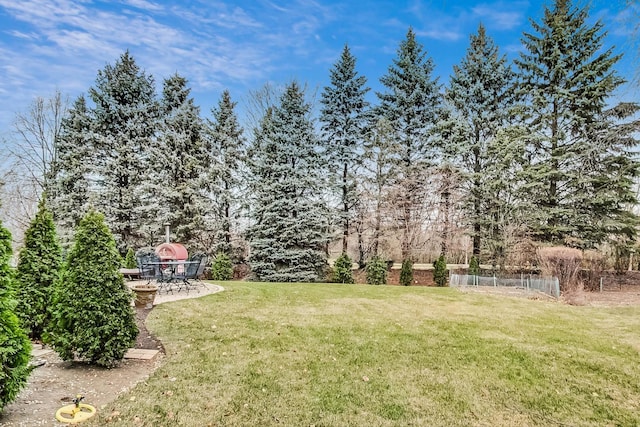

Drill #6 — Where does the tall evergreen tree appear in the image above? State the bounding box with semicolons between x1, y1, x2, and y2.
206;90;246;257
14;197;62;340
50;95;92;246
516;0;640;247
320;44;370;254
247;82;328;282
444;24;515;258
376;28;442;259
0;221;31;412
89;51;158;252
149;73;208;247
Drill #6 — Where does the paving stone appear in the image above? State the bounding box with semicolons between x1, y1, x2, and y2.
32;348;54;357
124;348;160;360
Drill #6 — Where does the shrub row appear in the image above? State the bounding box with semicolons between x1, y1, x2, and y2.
1;201;138;413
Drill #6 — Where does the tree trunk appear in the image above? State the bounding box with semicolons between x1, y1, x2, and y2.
342;163;349;253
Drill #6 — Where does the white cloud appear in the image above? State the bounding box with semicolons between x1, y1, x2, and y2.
121;0;164;12
472;4;526;30
7;30;39;40
609;4;640;37
417;28;465;42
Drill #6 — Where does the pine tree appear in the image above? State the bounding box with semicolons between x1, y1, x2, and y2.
123;247;136;269
206;90;246;257
333;253;355;284
433;254;448;287
14;197;62;340
211;252;233;281
400;258;413;286
50;95;92;246
247;82;328;282
320;44;370;254
149;73;208;248
516;0;640;247
89;51;159;252
46;210;138;367
365;255;387;285
376;28;442;259
0;221;31;412
443;24;515;258
468;255;480;275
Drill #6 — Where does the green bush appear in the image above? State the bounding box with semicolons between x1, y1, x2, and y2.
433;255;448;287
366;256;387;285
333;253;354;284
45;211;138;367
468;255;480;276
0;221;32;412
400;258;413;286
14;198;62;340
123;247;137;269
211;252;233;281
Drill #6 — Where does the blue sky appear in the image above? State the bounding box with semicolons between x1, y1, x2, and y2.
0;0;638;142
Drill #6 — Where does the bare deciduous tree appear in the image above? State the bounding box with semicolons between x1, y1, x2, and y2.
537;246;583;294
8;90;69;194
0;165;40;248
0;91;68;247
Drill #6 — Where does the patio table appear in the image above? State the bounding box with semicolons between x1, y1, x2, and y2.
145;260;199;293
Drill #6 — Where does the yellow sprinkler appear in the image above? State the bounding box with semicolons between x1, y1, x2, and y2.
55;394;97;424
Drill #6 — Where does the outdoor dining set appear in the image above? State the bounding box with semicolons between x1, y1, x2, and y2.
135;252;208;294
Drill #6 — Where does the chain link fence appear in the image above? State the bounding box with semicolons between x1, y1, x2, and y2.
450;274;560;298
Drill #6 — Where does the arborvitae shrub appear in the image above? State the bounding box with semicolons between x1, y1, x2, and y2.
0;221;32;412
211;252;233;281
45;211;138;367
433;255;448;287
468;256;480;276
15;198;62;340
400;258;413;286
123;247;137;269
333;253;354;284
366;256;387;285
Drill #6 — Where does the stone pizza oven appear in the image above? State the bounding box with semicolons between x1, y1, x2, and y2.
155;243;188;261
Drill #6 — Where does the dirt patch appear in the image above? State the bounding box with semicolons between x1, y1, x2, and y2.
457;283;640;307
0;308;162;426
576;285;640;307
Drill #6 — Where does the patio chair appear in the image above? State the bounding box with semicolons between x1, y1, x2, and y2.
137;252;161;284
192;254;209;289
174;253;208;293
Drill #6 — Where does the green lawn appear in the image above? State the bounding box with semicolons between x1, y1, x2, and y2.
93;282;640;426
